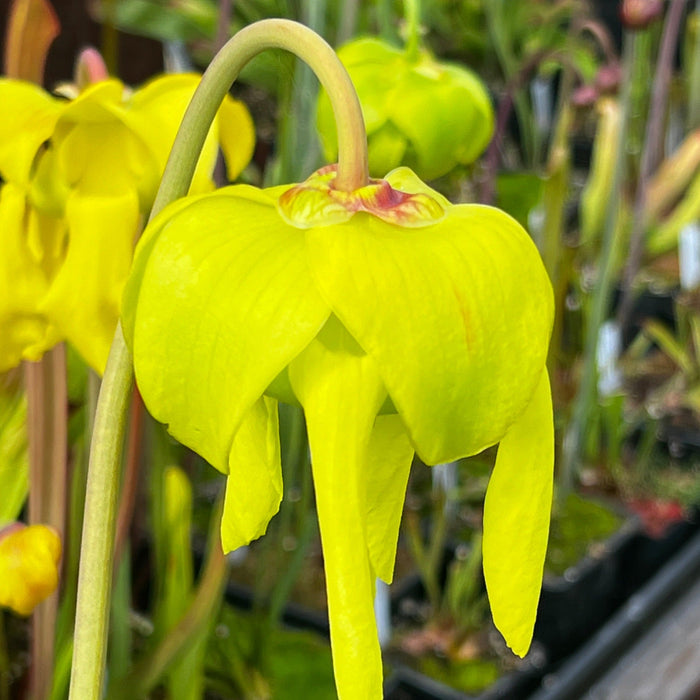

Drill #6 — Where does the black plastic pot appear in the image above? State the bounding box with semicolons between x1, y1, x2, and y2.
533;517;639;662
617;511;699;599
534;509;699;663
383;667;471;700
385;568;550;700
529;527;700;699
383;662;546;700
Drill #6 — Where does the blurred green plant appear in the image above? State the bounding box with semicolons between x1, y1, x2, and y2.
316;33;493;180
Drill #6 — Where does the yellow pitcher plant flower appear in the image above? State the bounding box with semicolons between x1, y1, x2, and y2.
0;522;62;616
66;20;553;700
316;37;494;180
0;70;254;374
123;163;554;698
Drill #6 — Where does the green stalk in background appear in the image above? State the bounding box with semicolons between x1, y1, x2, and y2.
275;0;326;184
336;0;360;46
483;0;538;168
105;500;227;700
617;0;688;330
688;1;700;130
559;32;638;495
403;0;422;61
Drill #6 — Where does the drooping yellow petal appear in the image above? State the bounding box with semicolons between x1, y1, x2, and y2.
41;190;140;374
0;523;61;616
289;317;387;700
364;414;414;583
305;173;553;465
221;396;282;552
122;188;330;472
482;369;554;657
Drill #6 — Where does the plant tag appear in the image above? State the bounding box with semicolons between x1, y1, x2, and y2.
597;320;622;396
679;222;700;291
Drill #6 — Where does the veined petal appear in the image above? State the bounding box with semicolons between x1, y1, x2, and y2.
41;190;140;374
288;317;387;700
221;396;282;552
0;79;63;184
365;414;414;583
306;183;553;465
482;369;554;657
123;188;330;472
0;184;61;370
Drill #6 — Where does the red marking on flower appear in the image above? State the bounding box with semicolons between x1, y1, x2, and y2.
278;164;445;228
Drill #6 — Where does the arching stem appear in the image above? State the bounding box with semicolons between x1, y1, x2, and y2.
68;19;369;700
154;18;368;209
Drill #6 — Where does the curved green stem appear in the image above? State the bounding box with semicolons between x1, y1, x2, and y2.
69;19;370;700
153;18;368;209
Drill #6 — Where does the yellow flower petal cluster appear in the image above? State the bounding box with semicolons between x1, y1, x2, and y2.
0;523;61;616
0;73;255;373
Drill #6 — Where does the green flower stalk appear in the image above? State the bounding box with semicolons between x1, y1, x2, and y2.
316;37;494;180
0;68;254;374
580;97;622;248
70;19;554;700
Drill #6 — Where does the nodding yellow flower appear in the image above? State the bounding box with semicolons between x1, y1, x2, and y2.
123;165;554;699
0;523;62;616
0;73;255;374
316;38;494;180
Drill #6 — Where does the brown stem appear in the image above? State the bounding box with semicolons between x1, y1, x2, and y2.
617;0;687;330
25;344;68;700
